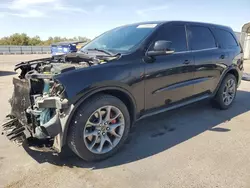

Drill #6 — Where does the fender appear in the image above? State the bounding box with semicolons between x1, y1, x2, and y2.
61;85;138;146
212;65;240;97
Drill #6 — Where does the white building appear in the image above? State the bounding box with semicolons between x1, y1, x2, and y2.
241;22;250;60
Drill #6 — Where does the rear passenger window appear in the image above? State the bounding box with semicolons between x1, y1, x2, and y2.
213;29;238;48
153;25;187;52
188;26;216;50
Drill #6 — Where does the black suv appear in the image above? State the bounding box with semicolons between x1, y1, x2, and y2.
2;21;243;161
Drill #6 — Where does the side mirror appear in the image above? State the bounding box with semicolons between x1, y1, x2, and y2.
147;40;175;56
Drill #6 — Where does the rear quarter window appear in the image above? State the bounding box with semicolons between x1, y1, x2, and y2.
213;28;238;49
188;26;217;51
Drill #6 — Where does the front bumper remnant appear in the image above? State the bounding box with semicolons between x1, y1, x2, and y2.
1;93;70;152
34;110;62;139
1;115;30;145
36;97;68;109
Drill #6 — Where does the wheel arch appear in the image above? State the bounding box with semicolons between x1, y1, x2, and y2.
213;67;240;96
62;86;137;146
227;69;239;84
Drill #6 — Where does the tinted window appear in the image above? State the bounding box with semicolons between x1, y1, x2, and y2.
213;29;238;48
189;26;216;50
153;25;187;52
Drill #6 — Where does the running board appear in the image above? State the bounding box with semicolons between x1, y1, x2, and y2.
140;94;210;120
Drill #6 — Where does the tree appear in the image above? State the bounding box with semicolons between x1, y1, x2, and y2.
8;33;29;45
0;33;91;46
28;36;42;46
0;37;10;45
76;36;89;42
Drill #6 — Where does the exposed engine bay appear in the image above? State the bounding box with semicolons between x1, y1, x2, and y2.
2;52;119;150
15;52;113;79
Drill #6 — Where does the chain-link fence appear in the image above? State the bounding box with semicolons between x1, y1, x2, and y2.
0;46;51;54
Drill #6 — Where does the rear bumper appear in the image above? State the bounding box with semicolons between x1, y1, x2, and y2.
52;52;66;56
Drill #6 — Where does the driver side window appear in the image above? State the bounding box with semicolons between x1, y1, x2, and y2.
152;24;188;52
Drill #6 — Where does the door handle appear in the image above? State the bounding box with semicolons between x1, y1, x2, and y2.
220;55;226;59
183;60;190;65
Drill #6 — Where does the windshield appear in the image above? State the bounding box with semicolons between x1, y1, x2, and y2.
81;24;158;53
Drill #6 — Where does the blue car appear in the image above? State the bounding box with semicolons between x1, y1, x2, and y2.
51;41;85;56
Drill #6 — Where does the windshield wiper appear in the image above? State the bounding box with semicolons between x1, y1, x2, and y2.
87;48;114;56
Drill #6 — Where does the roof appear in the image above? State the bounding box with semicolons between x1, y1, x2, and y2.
123;20;232;31
52;41;86;46
242;22;250;33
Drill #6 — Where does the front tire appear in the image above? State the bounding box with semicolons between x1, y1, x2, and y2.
68;94;130;161
213;74;237;110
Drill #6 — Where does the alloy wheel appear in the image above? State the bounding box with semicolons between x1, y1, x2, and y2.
83;105;125;154
222;78;236;106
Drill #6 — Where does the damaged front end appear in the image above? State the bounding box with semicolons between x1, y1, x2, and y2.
1;53;114;152
3;76;69;150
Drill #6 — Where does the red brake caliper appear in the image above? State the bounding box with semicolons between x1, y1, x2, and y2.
110;112;117;124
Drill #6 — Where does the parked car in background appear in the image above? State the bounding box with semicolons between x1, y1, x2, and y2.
51;41;87;56
2;21;244;162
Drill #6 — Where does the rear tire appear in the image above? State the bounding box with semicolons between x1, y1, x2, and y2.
213;74;237;110
67;94;130;161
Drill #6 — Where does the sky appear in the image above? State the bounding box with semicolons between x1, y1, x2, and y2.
0;0;249;39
